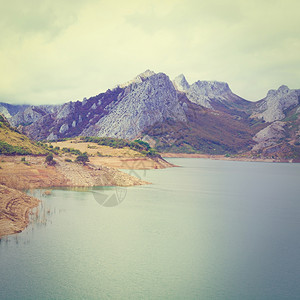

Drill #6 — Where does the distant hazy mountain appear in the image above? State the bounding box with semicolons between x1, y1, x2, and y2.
0;102;29;119
2;70;300;159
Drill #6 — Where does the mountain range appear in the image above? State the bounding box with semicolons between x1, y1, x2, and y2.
1;70;299;160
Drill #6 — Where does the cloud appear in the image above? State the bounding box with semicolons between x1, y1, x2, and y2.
0;0;299;104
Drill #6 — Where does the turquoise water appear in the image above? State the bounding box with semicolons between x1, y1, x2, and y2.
0;158;299;299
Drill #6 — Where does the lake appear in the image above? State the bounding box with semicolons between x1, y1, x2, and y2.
0;158;299;299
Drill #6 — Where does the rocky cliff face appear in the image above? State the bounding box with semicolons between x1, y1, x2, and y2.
187;80;233;108
0;102;28;119
252;85;300;122
0;105;11;119
173;74;252;117
10;105;59;127
82;72;186;139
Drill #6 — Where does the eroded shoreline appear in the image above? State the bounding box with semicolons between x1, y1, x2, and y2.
0;184;40;238
0;155;173;238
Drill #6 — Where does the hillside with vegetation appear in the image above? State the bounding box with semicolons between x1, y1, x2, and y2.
0;114;47;155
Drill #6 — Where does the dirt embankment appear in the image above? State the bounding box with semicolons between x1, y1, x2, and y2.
89;156;175;169
0;156;149;190
0;184;40;238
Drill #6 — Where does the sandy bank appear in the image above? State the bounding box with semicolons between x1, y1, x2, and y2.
0;184;40;238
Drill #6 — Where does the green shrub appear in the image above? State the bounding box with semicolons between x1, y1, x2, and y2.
75;153;89;165
61;147;82;155
79;136;159;156
45;154;56;166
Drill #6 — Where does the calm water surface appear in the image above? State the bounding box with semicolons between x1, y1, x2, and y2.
0;159;299;299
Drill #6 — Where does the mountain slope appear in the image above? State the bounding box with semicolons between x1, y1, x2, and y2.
2;70;300;159
173;74;253;117
11;72;187;141
81;72;186;139
0;102;29;119
0;114;47;155
143;93;257;154
251;85;300;122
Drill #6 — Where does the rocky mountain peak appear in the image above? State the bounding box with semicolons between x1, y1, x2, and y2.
253;85;299;122
184;80;235;109
192;81;231;96
118;69;156;88
139;69;155;78
278;85;290;93
173;74;190;92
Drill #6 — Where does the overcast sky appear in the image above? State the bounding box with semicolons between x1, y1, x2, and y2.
1;0;299;105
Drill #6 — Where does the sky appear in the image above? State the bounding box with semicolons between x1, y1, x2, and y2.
0;0;299;105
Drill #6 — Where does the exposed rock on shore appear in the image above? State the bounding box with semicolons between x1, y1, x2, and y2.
55;160;148;187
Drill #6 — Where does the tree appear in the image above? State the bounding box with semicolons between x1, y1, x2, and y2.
45;154;56;166
75;153;89;165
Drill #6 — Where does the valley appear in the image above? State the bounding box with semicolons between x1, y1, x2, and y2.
1;70;299;160
1;69;300;238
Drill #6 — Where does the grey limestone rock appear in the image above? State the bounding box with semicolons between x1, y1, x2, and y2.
173;76;243;110
173;74;190;92
0;105;11;118
118;69;156;89
57;102;75;120
186;81;232;109
253;85;299;122
47;132;58;141
10;106;45;126
59;123;69;134
252;121;286;151
81;73;187;139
